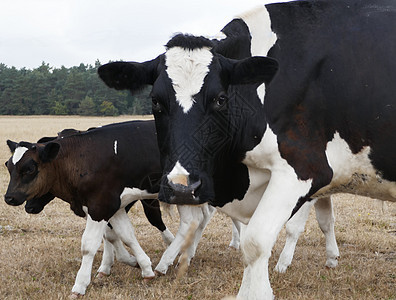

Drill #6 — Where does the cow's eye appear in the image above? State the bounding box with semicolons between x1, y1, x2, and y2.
215;94;228;108
23;164;36;175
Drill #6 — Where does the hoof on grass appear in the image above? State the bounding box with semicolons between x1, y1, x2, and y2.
143;276;155;284
69;292;83;299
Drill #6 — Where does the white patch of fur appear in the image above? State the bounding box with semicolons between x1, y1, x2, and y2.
207;31;227;41
120;187;158;208
12;147;28;165
114;140;118;155
167;161;190;182
238;6;277;104
165;46;213;113
315;132;396;201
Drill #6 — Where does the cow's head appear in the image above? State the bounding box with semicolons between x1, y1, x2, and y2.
4;140;60;206
98;34;278;206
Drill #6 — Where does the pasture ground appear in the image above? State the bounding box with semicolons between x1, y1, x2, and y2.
0;116;395;300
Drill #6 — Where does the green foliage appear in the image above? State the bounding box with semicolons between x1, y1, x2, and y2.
99;100;119;116
0;61;152;116
78;96;96;116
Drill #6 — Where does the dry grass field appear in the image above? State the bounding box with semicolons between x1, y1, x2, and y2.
0;116;395;300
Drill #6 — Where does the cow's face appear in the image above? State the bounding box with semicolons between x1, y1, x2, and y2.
98;34;278;205
4;140;60;206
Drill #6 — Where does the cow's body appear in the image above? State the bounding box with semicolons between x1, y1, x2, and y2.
5;121;172;296
98;0;396;298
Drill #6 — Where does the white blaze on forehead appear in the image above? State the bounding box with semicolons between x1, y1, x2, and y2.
12;147;28;165
165;46;213;113
238;6;277;104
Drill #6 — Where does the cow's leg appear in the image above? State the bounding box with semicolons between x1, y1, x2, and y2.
96;225;138;277
141;199;175;246
71;215;107;296
314;196;339;268
109;209;155;280
229;218;242;250
179;204;216;265
96;230;115;277
238;172;312;300
274;199;316;273
155;205;204;275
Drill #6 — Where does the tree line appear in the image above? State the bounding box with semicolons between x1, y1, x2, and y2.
0;61;152;116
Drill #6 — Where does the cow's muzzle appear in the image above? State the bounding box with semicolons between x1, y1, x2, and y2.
4;193;26;206
168;179;202;205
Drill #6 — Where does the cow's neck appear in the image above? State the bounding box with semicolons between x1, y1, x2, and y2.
48;140;87;217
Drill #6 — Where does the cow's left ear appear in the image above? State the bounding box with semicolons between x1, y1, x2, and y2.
98;55;162;92
221;56;279;85
38;142;60;163
7;140;18;153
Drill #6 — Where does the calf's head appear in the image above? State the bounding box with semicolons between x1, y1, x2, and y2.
99;34;278;206
4;140;60;206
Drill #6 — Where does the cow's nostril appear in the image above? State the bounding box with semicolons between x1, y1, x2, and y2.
5;196;15;205
4;195;23;206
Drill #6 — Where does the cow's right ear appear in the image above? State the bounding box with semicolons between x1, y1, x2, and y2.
98;56;161;92
7;140;18;153
38;142;60;163
220;56;279;86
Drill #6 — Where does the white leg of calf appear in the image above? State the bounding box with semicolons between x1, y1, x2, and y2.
161;228;175;246
274;199;316;273
97;230;115;276
314;196;339;268
155;205;203;275
238;172;312;300
97;225;138;276
229;218;242;250
72;215;107;296
109;209;154;279
182;204;216;264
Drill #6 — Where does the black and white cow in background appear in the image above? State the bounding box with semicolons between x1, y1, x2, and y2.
98;0;396;298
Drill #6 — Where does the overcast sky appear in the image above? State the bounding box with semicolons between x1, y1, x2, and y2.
1;0;275;69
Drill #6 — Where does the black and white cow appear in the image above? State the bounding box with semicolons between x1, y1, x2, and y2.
4;121;175;296
98;0;396;298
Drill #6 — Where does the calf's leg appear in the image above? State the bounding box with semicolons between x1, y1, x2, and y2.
96;225;138;277
109;208;155;280
71;215;107;296
141;199;175;246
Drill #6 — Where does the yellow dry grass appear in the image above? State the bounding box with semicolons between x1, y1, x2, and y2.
0;116;395;300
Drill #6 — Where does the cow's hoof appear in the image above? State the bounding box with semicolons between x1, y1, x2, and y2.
228;245;239;250
143;276;155;284
96;272;109;279
154;270;165;276
69;292;83;299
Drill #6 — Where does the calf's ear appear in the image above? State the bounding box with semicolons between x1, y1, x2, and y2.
221;56;279;86
98;55;161;92
6;140;18;153
38;142;60;163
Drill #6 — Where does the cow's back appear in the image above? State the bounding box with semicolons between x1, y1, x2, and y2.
263;0;396;193
56;120;161;202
